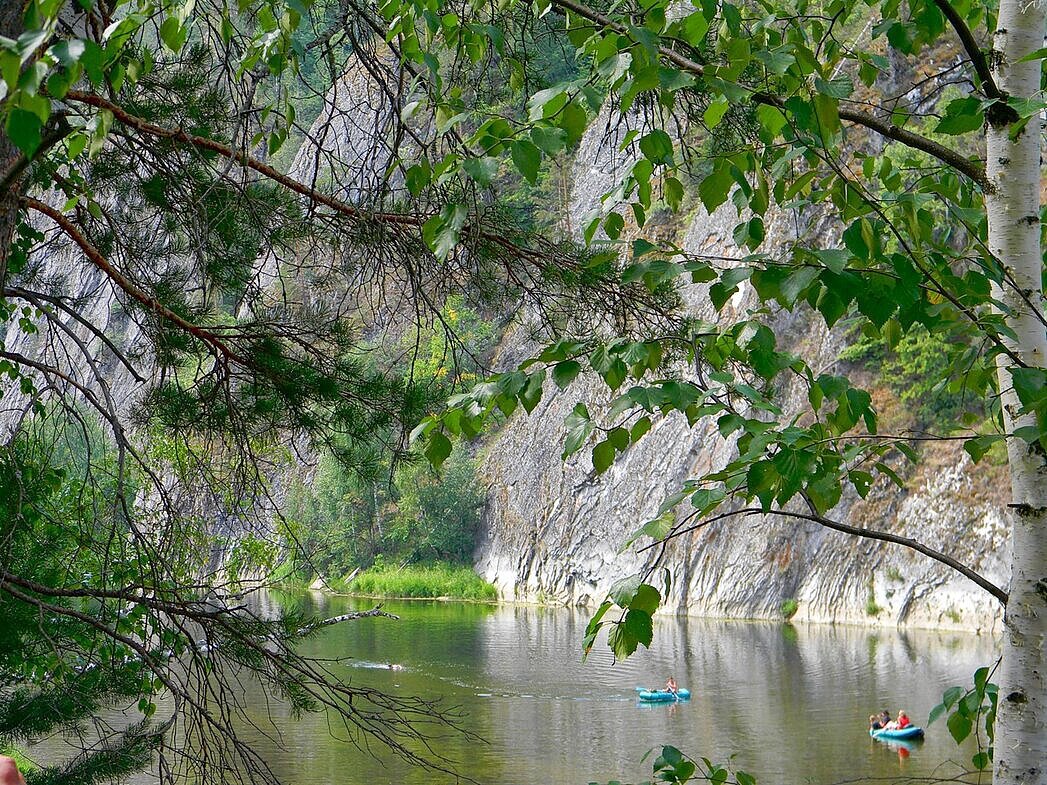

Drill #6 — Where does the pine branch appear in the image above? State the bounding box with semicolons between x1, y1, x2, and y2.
24;197;251;365
61;90;546;262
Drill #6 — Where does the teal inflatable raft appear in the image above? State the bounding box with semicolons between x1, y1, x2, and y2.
870;726;924;741
636;688;691;702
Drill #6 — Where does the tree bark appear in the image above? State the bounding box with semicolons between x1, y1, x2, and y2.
986;1;1047;783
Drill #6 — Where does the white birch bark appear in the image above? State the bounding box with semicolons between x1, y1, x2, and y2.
986;1;1047;782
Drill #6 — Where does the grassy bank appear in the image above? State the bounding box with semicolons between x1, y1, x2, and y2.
337;563;498;601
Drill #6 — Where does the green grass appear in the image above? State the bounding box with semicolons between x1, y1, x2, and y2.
340;562;498;601
779;598;799;620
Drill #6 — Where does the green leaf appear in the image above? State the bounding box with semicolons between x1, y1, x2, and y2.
699;163;733;212
622;608;653;648
421;203;468;260
6;108;42;156
552;360;582;388
531;125;567;154
814;76;854;99
963;434;1004;463
582;600;613;658
928;701;947;726
756;103;788;140
703;98;730;129
628;583;661;614
1011;367;1047;409
559;101;588;146
664;176;684;211
1017;46;1047;62
943;685;965;708
592;439;616;473
746;460;777;510
511;139;542;183
812;93;841;139
159;16;188;53
563;402;593;458
608;573;642;607
51;39;86;65
604;212;625;240
626;511;673;547
947;710;972;743
638;129;674;166
608;622;638;659
519;370;545;413
936;97;984;135
630;416;652;443
424;432;452;468
406;160;431;195
462;156;499;185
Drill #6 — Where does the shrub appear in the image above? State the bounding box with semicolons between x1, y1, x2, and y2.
344;562;498;601
840;323;981;430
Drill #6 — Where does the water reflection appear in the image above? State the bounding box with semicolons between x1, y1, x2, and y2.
26;595;997;785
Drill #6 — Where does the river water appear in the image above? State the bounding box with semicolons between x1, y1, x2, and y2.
225;592;997;785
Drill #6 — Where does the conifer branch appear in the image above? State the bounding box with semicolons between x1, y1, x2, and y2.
24;197;251;367
61;90;544;262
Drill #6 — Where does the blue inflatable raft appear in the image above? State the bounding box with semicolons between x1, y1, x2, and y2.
870;726;924;741
636;688;691;702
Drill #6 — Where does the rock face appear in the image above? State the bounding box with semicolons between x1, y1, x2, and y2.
473;117;1010;634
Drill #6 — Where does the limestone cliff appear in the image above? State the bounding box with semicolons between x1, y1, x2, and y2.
473;116;1010;634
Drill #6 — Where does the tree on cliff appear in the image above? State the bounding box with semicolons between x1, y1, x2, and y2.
402;0;1046;783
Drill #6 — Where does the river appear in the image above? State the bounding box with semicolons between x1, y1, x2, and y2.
25;591;997;784
225;592;997;785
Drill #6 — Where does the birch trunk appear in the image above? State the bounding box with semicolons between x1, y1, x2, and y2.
986;1;1047;783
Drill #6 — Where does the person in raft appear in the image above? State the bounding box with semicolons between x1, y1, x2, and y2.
665;676;679;696
869;714;884;730
893;711;912;730
879;709;892;727
0;756;26;785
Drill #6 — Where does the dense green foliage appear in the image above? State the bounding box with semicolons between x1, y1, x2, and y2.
0;425;166;784
840;323;983;431
282;296;494;578
285;448;486;575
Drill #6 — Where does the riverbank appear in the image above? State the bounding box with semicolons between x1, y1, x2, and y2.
312;562;498;602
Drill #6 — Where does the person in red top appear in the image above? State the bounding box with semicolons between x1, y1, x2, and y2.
896;710;911;729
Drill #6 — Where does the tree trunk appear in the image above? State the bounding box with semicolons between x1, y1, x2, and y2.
986;1;1047;783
